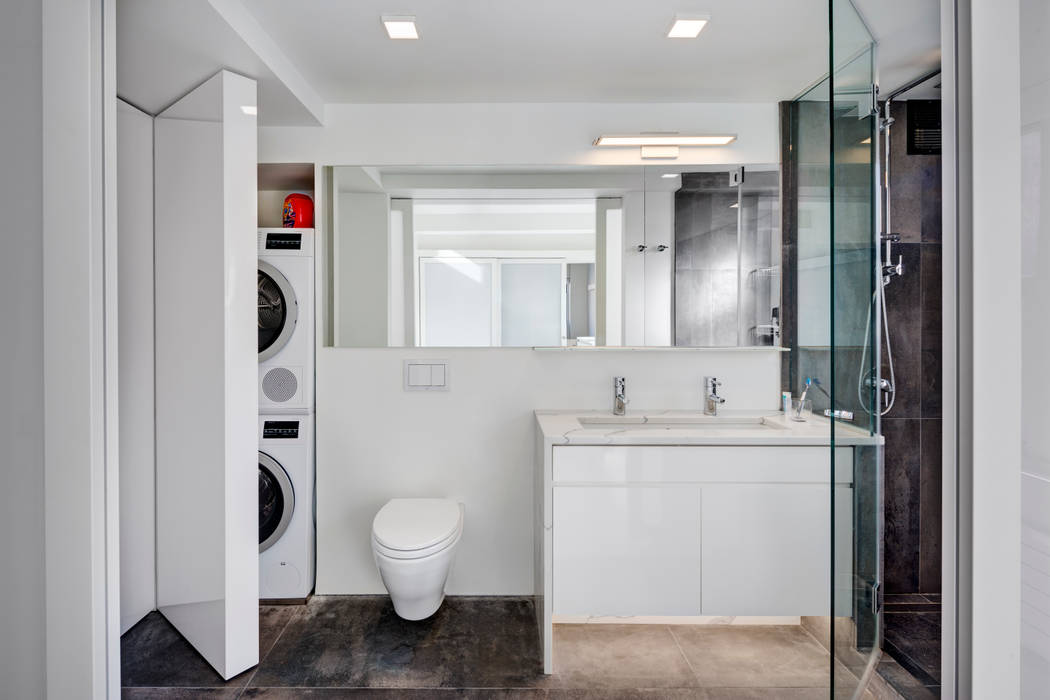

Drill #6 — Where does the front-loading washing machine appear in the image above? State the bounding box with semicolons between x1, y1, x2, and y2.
258;228;313;414
258;413;315;600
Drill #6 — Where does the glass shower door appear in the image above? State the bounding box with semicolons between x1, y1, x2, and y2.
829;0;881;696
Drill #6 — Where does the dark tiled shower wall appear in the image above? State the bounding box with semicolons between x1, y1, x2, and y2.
882;101;942;595
778;99;943;596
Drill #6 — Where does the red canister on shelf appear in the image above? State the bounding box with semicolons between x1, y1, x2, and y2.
282;193;314;228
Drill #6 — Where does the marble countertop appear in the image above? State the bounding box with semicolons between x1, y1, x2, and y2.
534;409;882;447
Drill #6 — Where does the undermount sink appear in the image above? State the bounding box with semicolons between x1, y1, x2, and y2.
576;414;786;431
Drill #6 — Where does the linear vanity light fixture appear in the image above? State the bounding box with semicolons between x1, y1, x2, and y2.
593;133;737;159
667;14;710;38
383;15;419;39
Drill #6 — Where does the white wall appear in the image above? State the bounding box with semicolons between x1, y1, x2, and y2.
316;347;783;594
1020;0;1050;694
261;99;787;595
0;0;46;695
966;0;1024;695
260;102;778;166
117;99;157;634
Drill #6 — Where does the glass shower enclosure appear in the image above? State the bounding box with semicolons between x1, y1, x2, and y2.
786;1;882;696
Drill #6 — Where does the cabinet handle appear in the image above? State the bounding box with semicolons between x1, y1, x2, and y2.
636;244;648;252
655;244;669;252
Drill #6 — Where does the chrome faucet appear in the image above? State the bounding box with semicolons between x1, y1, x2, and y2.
613;377;628;416
703;376;725;416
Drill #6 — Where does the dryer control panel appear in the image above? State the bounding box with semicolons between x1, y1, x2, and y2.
262;420;300;439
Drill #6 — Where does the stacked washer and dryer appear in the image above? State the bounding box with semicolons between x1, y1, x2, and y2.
257;228;315;601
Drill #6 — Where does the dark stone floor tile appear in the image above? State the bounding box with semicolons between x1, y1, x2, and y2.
876;658;940;699
245;690;549;699
260;605;300;658
882;603;940;613
122;690;243;700
250;596;542;689
121;612;251;688
921;594;941;603
248;596;386;688
358;596;543;688
244;691;708;700
884;612;941;685
883;594;928;604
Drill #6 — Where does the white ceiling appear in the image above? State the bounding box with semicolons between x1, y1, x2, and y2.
852;0;941;96
116;0;320;125
244;0;939;105
117;0;940;125
245;0;830;103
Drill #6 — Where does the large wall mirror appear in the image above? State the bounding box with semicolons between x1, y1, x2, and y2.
324;165;781;348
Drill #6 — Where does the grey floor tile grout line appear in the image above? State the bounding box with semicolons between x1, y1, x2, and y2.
665;625;702;684
237;607;302;698
795;622;868;688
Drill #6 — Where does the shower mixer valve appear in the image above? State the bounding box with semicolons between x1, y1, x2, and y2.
866;376;896;408
883;256;904;280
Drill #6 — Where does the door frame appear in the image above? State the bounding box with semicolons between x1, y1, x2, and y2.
42;0;120;696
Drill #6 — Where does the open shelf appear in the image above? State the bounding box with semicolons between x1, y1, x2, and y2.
258;162;315;228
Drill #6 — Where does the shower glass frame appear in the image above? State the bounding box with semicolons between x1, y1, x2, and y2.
829;0;883;696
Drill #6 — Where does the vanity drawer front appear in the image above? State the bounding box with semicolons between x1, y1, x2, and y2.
552;445;853;484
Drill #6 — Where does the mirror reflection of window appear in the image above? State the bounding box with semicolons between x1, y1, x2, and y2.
420;258;494;347
500;261;564;347
414;199;597;348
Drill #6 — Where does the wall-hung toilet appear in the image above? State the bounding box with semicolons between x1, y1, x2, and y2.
371;498;465;620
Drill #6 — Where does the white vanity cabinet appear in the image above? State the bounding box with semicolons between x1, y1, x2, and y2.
533;410;878;673
551;445;854;618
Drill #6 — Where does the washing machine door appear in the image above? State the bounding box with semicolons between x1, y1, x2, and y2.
258;260;298;362
259;451;295;553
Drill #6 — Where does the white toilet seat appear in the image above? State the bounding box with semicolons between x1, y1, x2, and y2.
372;525;461;560
372;498;463;551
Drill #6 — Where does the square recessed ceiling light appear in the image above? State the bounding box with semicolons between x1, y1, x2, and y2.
667;15;709;39
661;173;679;179
383;15;418;39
